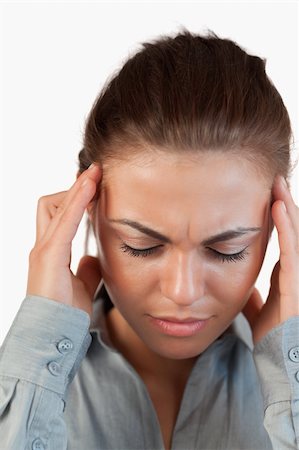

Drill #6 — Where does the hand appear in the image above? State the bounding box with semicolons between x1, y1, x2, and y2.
243;175;299;345
26;164;102;318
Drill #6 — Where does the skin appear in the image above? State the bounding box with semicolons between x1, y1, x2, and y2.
26;147;298;450
91;151;273;372
26;149;299;357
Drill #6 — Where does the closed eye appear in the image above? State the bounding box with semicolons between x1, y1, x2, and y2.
120;243;162;258
209;247;249;263
120;243;249;263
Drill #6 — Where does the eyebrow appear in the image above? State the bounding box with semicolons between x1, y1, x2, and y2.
108;219;262;245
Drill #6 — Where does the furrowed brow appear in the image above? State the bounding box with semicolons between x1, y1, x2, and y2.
109;219;262;245
202;227;262;245
108;219;171;242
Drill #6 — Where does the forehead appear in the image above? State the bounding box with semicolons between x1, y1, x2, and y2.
100;152;272;233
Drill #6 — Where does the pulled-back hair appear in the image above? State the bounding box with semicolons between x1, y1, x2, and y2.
78;27;294;181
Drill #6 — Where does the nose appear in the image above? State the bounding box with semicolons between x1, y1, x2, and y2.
159;250;205;306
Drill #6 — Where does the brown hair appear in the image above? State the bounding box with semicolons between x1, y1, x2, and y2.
79;27;294;179
78;28;295;249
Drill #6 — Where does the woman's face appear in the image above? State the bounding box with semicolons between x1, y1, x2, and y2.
93;151;273;359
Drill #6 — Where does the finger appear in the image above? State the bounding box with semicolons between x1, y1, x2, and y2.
242;287;263;328
272;199;299;316
35;173;87;244
76;255;102;300
44;166;99;238
272;199;298;271
42;165;101;245
46;173;100;249
35;191;67;242
272;175;299;234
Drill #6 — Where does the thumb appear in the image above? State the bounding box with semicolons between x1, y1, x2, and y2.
76;255;102;300
242;287;264;329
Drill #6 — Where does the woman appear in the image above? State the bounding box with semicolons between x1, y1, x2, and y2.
0;29;298;450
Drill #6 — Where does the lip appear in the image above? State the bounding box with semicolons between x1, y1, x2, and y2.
154;316;211;323
148;315;211;337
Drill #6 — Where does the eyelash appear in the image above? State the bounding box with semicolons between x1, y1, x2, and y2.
119;243;249;263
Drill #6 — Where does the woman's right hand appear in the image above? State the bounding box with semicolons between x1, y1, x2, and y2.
26;164;102;319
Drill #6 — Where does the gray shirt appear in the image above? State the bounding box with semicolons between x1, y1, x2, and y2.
0;284;298;450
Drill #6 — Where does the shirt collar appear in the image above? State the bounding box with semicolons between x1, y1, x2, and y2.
89;282;254;352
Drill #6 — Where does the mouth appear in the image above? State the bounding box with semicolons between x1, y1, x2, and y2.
147;315;211;337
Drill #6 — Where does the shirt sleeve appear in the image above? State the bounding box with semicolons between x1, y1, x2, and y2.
253;316;299;449
0;295;92;450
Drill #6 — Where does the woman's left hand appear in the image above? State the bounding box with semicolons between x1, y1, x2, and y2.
243;175;299;345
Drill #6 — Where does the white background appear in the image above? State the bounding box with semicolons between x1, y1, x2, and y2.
1;1;298;344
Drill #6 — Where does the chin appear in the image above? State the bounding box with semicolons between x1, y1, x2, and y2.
143;335;214;360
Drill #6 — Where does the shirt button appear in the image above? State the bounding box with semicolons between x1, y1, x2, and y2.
32;438;45;450
57;338;73;354
288;347;299;362
47;361;61;376
295;371;299;383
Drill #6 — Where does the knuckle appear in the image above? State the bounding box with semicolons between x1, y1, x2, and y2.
29;241;53;265
37;195;48;207
37;194;55;211
37;192;66;209
28;247;40;266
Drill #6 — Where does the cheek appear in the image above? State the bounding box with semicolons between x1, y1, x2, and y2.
98;237;156;295
207;253;263;309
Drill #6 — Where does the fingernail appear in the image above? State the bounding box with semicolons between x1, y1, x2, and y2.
88;163;95;170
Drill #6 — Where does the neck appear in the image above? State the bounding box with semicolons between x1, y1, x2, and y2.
105;307;198;384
